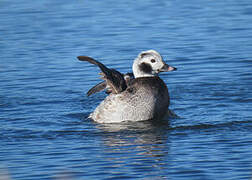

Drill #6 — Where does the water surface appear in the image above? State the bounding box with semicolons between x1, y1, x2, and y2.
1;0;252;179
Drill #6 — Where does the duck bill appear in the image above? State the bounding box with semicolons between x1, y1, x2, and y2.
159;64;177;72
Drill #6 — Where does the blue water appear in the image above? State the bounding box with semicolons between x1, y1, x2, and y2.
1;0;252;179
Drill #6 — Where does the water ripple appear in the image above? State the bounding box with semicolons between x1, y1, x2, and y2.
1;0;252;179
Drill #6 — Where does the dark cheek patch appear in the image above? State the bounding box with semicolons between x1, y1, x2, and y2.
139;62;152;74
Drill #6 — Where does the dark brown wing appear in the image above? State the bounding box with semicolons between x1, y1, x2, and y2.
87;81;107;96
77;56;127;94
86;72;135;96
86;72;134;96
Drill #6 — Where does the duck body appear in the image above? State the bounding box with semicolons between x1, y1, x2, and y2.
91;76;169;123
77;50;176;123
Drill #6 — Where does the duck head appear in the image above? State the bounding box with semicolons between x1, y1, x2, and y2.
133;50;177;78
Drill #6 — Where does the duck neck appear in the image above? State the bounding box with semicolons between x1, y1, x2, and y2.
133;63;155;78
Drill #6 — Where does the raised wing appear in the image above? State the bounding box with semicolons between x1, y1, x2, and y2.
77;56;127;94
86;72;135;96
87;81;107;96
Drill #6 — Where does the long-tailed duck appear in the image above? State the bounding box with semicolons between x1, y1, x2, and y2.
77;50;177;123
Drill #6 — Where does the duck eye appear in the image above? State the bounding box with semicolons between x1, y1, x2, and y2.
151;59;156;63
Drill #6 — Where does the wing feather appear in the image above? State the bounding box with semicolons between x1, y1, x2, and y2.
77;56;127;94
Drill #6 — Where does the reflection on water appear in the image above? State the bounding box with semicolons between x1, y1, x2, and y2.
96;121;171;178
96;119;170;132
0;168;11;180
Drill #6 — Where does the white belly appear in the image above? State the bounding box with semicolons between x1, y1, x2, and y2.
90;91;168;123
